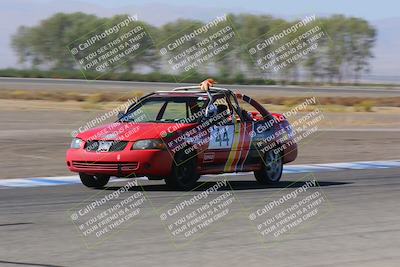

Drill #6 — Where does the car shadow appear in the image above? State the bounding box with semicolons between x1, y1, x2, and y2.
101;180;351;192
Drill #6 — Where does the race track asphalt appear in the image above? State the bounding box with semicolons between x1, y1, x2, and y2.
0;168;399;267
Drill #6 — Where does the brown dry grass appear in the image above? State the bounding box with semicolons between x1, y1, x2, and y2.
0;90;144;103
259;96;400;108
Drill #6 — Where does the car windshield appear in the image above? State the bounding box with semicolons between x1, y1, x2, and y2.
119;96;208;123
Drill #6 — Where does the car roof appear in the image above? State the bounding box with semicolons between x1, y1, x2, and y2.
154;86;232;98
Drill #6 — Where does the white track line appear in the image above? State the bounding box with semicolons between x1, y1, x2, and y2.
0;159;399;189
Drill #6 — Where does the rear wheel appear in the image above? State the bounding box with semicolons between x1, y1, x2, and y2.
254;149;283;184
164;151;199;190
79;173;110;188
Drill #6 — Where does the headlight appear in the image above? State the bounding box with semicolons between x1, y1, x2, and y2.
132;139;166;150
70;138;83;149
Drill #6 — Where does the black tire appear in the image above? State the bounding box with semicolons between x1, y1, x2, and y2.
79;173;110;188
254;149;283;184
164;151;199;190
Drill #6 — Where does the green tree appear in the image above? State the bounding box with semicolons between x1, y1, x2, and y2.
346;17;376;83
12;13;100;69
11;12;376;84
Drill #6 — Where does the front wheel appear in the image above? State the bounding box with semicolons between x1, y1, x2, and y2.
164;151;199;190
254;149;283;184
79;173;110;188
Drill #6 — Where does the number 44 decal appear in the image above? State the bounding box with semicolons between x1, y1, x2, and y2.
215;128;229;146
208;125;235;149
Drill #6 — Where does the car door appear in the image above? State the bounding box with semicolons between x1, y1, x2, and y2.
235;93;278;169
201;94;253;173
222;94;254;172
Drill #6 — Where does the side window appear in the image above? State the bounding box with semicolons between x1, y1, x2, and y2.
188;100;207;118
162;101;187;121
136;100;166;121
210;96;232;125
227;94;246;122
236;95;265;121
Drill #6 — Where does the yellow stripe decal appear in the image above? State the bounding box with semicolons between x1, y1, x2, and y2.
224;122;241;172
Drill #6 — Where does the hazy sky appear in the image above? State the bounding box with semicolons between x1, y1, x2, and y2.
80;0;399;20
1;0;399;78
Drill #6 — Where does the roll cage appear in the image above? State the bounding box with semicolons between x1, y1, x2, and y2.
122;85;272;122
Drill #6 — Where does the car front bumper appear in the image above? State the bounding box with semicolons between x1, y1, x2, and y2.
66;148;173;177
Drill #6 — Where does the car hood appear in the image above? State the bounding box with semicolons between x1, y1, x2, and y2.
76;122;197;141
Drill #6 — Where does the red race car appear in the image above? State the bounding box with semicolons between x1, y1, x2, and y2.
66;84;297;190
